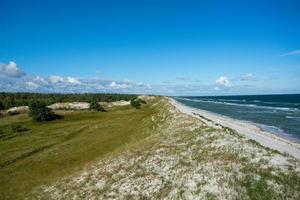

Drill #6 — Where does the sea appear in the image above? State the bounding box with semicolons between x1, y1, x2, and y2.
174;94;300;143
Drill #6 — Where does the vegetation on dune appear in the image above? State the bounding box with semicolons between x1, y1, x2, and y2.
130;98;141;109
0;101;4;110
0;98;159;199
0;92;138;109
89;99;106;112
0;96;299;200
130;97;146;109
29;101;62;121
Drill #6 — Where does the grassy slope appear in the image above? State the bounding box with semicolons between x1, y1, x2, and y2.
35;98;300;200
1;97;299;199
0;101;159;199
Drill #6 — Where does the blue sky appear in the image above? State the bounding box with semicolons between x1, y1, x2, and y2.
0;0;300;95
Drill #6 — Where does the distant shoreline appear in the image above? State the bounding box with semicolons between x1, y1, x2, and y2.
169;97;300;160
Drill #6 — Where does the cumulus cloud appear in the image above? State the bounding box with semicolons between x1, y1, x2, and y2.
33;76;48;85
48;75;81;85
25;81;39;89
49;75;64;83
0;60;217;95
0;61;25;77
241;73;253;81
66;76;81;85
282;49;300;56
108;81;130;89
215;76;231;87
0;67;152;93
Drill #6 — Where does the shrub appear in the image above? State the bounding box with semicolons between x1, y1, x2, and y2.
138;99;147;104
11;124;29;133
89;99;105;112
0;101;4;110
29;101;61;121
130;98;142;109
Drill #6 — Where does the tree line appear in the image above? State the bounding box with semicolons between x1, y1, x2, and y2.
0;92;138;110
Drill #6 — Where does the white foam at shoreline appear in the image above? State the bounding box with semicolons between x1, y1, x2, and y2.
176;97;300;112
169;98;300;160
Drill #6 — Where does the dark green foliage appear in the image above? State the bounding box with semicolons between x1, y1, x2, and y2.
130;98;142;109
29;101;62;121
10;124;29;133
0;92;138;109
0;101;4;110
139;99;147;104
89;100;105;112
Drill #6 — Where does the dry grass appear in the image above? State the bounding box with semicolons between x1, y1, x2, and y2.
30;98;300;200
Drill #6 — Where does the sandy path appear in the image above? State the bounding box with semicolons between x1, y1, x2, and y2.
169;98;300;160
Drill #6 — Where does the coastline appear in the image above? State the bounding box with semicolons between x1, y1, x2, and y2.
169;97;300;160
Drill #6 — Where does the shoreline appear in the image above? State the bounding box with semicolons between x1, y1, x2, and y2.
169;97;300;160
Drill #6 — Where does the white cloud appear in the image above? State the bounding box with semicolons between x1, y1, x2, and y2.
33;76;48;85
214;86;220;90
0;61;153;93
146;84;152;89
66;76;81;85
241;73;253;81
215;76;231;87
0;61;25;77
25;81;39;89
109;81;117;87
49;75;64;83
49;75;81;85
282;49;300;56
109;81;130;89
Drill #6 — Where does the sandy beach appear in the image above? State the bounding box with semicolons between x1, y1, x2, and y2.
169;98;300;160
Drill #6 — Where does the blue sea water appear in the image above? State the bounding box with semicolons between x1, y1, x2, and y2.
175;94;300;143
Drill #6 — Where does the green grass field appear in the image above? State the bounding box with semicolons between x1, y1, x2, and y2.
0;101;160;199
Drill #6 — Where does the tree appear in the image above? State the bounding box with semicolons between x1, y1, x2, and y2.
89;99;105;112
29;101;58;121
130;98;141;109
0;101;4;110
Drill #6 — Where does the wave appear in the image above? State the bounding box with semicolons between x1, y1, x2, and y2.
286;116;300;120
257;124;300;143
176;97;299;112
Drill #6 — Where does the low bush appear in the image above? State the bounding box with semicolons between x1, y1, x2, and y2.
0;101;4;110
130;98;142;109
29;101;62;121
139;99;147;104
89;100;106;112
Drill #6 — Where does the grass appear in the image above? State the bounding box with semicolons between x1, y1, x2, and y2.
0;101;160;199
1;97;299;199
242;175;276;200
